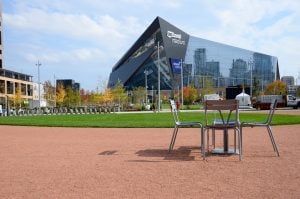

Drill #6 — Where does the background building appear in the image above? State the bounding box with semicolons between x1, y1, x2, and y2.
281;76;297;96
108;16;279;98
56;79;80;92
29;82;46;108
281;76;295;86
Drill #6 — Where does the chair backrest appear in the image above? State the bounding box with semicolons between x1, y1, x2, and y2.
170;99;180;123
204;99;239;127
266;98;278;124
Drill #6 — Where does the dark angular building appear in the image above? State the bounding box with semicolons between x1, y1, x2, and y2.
56;79;80;92
108;16;280;93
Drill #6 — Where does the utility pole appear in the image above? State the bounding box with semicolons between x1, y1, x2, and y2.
181;59;184;107
144;69;153;104
248;60;253;97
157;41;161;112
54;74;57;107
144;70;148;104
36;60;42;113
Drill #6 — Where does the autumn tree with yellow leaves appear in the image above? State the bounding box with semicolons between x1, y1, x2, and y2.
56;83;66;107
265;80;287;95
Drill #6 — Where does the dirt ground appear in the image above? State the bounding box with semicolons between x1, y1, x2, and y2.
0;125;299;198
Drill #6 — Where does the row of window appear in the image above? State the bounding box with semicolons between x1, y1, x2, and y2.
0;80;33;96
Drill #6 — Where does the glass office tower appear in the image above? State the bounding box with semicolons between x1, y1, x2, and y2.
108;17;279;94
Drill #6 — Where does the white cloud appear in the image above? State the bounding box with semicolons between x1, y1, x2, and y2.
120;0;182;8
4;11;126;44
189;0;300;78
23;47;106;63
3;0;300;90
3;7;146;68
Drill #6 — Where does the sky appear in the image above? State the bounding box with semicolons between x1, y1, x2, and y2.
2;0;300;91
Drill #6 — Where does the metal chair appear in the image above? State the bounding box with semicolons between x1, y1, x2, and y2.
240;99;279;156
204;99;242;160
168;99;205;159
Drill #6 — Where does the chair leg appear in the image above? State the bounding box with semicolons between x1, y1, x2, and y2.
234;129;237;152
169;126;179;152
171;126;179;150
237;129;242;161
172;127;179;150
240;127;243;156
168;128;176;152
266;126;276;151
201;127;205;160
206;129;210;152
266;125;280;157
212;129;215;148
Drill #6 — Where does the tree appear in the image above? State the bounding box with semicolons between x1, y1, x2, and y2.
252;77;260;96
56;83;66;107
265;80;287;95
44;80;55;107
89;91;100;105
112;81;128;107
102;88;113;105
183;85;197;105
14;83;22;108
80;89;92;106
200;78;216;100
296;86;300;97
63;86;80;107
72;90;81;106
132;87;145;105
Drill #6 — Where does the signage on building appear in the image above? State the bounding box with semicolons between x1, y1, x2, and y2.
167;30;186;45
170;58;182;74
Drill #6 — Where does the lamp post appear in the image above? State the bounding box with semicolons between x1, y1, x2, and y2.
151;85;154;104
155;41;162;112
144;69;153;104
5;95;9;116
53;74;57;107
144;70;148;104
248;60;253;97
180;59;184;107
36;60;42;113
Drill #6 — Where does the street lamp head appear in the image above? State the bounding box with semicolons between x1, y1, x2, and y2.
36;60;42;67
153;45;163;50
144;69;153;75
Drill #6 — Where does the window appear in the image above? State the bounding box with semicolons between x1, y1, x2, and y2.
21;83;26;95
0;80;4;93
7;81;13;94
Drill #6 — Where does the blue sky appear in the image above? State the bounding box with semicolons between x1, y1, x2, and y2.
3;0;300;90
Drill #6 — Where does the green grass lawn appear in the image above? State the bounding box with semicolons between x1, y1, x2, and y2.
0;112;299;127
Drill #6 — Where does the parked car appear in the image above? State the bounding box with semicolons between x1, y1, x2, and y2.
287;95;300;109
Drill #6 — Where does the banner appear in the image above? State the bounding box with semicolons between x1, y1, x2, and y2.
170;58;182;74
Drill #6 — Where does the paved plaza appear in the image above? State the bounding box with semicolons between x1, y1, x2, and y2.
0;125;299;198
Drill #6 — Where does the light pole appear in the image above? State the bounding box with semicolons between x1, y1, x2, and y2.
248;60;253;97
36;60;42;113
5;95;9;116
53;74;57;107
144;69;153;104
155;41;162;112
144;70;148;104
151;85;154;104
180;59;184;107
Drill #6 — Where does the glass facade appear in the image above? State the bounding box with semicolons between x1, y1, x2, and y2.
125;28;173;90
184;36;278;90
108;17;279;94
